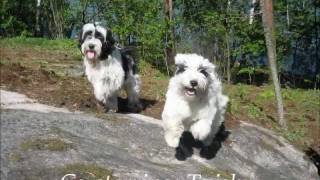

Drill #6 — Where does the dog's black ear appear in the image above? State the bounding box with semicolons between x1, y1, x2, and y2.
106;28;115;46
175;64;186;75
99;42;110;60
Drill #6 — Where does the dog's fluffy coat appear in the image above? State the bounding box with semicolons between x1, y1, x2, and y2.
162;54;229;148
79;23;141;112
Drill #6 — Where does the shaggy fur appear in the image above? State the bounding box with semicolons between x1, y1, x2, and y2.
79;23;141;112
162;54;229;148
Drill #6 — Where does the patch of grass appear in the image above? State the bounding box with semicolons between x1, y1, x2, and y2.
0;37;80;60
228;99;239;115
8;152;23;163
139;58;169;80
151;83;166;101
199;165;233;179
62;163;113;180
247;104;262;119
259;140;275;151
0;37;77;50
225;83;319;150
95;113;128;123
225;83;251;102
257;87;274;99
282;129;305;142
21;138;74;151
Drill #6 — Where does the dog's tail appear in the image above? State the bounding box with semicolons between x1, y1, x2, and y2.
120;46;139;79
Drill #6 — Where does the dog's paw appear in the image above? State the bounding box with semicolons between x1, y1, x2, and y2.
96;101;107;113
107;108;118;113
127;102;143;113
165;134;180;148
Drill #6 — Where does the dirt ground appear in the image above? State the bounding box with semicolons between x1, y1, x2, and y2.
0;48;164;118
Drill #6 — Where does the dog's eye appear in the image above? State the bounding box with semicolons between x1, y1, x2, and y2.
200;69;208;77
95;32;104;38
176;67;185;74
84;31;92;36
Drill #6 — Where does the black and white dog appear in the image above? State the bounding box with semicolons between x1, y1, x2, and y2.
79;23;141;112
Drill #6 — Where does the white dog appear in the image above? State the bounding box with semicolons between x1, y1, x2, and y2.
162;54;229;148
79;23;141;112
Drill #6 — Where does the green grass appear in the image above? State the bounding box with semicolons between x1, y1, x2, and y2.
0;37;77;50
0;37;80;59
225;83;320;146
247;104;263;120
21;138;74;151
199;165;233;179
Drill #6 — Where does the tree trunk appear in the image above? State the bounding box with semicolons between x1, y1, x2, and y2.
260;0;287;128
249;0;257;24
81;0;88;24
226;32;231;84
314;0;319;89
34;0;41;36
49;0;64;38
164;0;175;67
286;0;290;27
226;0;231;84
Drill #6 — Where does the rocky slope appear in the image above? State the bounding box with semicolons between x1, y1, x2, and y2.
0;90;318;180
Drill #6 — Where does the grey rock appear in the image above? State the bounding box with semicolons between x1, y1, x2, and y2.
0;90;318;180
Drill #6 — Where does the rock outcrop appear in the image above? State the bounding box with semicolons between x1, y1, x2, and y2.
1;90;318;180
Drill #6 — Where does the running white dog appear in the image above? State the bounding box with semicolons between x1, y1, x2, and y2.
162;54;229;148
79;23;141;112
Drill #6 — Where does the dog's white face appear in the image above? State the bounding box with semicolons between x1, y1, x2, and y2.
173;54;215;100
79;23;114;60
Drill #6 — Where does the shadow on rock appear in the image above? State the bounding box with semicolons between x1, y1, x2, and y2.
175;123;230;161
117;97;157;113
305;147;320;176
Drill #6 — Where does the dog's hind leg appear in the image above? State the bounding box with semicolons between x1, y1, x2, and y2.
124;74;142;112
105;93;118;113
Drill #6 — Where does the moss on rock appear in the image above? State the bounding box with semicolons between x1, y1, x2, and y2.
200;165;233;179
20;138;74;151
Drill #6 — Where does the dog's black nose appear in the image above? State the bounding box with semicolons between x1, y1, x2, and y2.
190;80;198;87
89;44;95;49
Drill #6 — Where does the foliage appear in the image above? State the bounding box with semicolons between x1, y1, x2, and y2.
0;0;35;37
247;104;262;119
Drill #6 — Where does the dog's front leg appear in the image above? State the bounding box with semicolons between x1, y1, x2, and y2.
163;118;184;148
190;109;217;143
94;86;107;104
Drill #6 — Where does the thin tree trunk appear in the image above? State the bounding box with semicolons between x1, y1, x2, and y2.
35;0;41;36
81;0;88;24
226;32;231;84
286;0;290;27
249;0;257;24
260;0;287;128
49;0;64;38
314;0;319;89
164;0;174;67
226;0;231;84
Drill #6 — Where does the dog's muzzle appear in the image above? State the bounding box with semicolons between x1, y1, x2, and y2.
185;87;196;96
86;50;96;59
